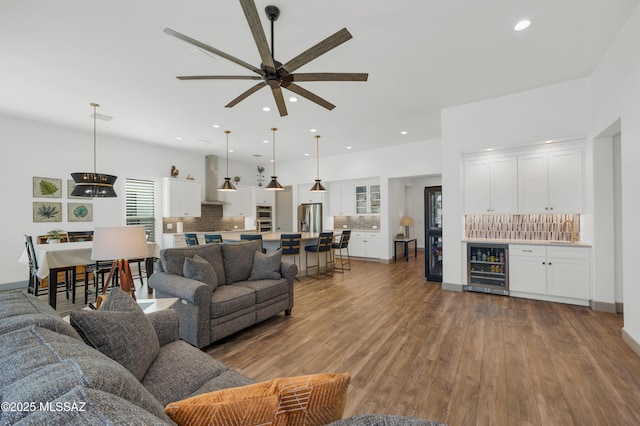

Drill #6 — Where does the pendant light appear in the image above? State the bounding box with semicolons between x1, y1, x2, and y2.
70;103;118;197
218;130;237;191
310;134;326;192
265;127;284;190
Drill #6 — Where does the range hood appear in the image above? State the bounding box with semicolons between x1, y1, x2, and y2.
202;155;227;205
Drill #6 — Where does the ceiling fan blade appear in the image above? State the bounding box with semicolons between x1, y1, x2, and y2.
225;82;267;108
271;87;288;117
177;75;263;80
239;0;277;74
280;28;353;74
285;83;335;111
290;73;369;82
164;28;263;76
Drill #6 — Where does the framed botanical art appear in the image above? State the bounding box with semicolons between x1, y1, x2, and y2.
33;202;62;222
68;203;93;222
33;177;62;198
68;179;91;199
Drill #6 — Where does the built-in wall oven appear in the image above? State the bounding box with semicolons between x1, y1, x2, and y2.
465;243;509;295
256;205;272;232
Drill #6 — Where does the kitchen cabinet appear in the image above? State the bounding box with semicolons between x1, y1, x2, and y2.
328;182;355;216
253;187;274;206
221;186;252;217
355;183;381;215
161;178;201;218
350;232;382;258
509;244;590;305
298;183;325;204
518;150;583;213
463;156;518;214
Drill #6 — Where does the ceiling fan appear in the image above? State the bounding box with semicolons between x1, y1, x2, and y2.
164;0;368;117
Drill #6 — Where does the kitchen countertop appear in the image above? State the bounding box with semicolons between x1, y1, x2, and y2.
463;238;591;247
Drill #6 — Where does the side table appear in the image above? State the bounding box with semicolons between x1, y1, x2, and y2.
394;238;417;262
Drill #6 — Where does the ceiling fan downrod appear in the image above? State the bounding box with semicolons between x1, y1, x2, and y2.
265;5;279;61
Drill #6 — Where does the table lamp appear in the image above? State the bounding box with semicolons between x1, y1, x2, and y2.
400;217;413;238
91;226;148;307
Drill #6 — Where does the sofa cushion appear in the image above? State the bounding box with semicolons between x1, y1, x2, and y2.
234;278;289;304
0;289;81;340
210;284;256;319
0;325;170;423
222;240;261;284
165;372;351;426
70;288;160;381
184;254;218;289
249;250;282;281
188;370;256;398
142;340;229;407
160;243;225;285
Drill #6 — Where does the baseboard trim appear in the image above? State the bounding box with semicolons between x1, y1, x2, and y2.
616;302;624;313
442;282;463;292
0;281;28;292
622;328;640;358
591;300;617;313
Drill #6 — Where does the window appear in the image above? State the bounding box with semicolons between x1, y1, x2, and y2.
125;178;156;242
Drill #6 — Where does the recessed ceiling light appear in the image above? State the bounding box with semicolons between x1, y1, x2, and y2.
514;19;531;31
486;148;494;152
346;146;352;150
228;149;234;153
263;140;269;144
310;129;317;133
304;153;310;156
213;124;220;128
544;139;555;144
400;131;408;135
289;97;298;102
176;136;183;140
262;106;271;112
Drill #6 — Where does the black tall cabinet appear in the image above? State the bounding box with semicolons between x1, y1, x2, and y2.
424;186;443;282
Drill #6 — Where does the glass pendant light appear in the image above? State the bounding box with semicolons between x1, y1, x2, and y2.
70;103;118;197
310;134;326;192
265;127;284;190
218;130;237;191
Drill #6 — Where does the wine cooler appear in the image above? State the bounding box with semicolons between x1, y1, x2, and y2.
465;243;509;295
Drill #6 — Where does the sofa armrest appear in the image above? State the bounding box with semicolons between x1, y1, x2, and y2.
146;309;180;347
280;261;298;281
148;272;213;348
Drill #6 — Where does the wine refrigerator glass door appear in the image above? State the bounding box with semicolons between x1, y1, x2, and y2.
425;186;443;282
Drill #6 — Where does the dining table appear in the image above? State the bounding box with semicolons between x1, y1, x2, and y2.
19;241;161;310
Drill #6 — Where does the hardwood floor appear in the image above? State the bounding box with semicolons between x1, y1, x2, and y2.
50;252;640;425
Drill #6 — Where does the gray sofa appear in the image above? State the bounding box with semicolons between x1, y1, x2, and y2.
0;289;255;425
149;240;297;348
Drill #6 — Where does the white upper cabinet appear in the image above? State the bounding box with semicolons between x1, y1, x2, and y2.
328;182;355;216
220;186;252;217
161;178;201;218
518;150;583;213
463;157;517;214
253;187;274;205
298;183;325;204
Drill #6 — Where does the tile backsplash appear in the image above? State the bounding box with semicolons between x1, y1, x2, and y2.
465;214;580;241
163;204;244;233
333;215;381;231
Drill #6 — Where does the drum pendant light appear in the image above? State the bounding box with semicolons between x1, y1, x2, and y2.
265;127;284;190
218;130;237;191
71;103;118;197
310;134;326;192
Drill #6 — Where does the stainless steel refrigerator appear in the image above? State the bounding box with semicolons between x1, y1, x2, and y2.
298;203;323;233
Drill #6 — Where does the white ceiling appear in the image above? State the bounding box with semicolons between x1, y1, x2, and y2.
0;0;637;164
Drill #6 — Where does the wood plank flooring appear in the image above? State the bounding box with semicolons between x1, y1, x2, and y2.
50;252;640;425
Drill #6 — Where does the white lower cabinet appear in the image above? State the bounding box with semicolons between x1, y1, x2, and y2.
509;244;590;306
350;232;382;259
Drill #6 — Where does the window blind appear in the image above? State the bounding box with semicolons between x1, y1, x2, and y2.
125;178;156;242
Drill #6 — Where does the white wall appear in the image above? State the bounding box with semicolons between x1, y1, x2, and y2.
441;78;591;291
589;4;640;349
1;113;204;289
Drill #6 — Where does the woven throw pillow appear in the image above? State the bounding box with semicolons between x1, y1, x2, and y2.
249;250;282;281
165;372;351;426
184;254;218;289
70;288;160;381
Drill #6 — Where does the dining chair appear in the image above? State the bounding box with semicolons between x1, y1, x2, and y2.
304;232;334;278
37;233;69;244
184;233;199;246
240;234;266;253
24;235;77;303
332;230;352;272
278;233;301;280
84;260;119;305
204;234;223;244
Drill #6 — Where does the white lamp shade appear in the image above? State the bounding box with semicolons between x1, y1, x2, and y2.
92;226;148;260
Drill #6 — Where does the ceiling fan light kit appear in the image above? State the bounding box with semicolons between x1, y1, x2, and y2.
164;0;368;117
71;103;118;198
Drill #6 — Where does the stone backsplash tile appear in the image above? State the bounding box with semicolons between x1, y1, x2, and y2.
334;215;381;230
465;214;580;241
163;204;244;233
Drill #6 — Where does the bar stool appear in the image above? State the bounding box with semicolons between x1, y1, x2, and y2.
184;233;199;246
240;234;266;253
204;234;223;244
332;230;352;272
304;232;334;278
279;233;301;280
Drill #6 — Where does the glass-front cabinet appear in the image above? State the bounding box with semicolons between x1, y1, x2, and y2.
355;184;380;214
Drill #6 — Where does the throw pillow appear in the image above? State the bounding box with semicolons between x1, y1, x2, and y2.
221;240;261;284
165;372;351;426
183;254;218;289
69;288;160;381
249;250;282;281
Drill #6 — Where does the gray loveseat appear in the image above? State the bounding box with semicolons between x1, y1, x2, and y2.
149;240;297;348
0;289;255;425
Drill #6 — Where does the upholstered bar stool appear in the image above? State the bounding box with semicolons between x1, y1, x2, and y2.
279;233;301;280
304;232;334;278
332;230;352;272
184;233;199;246
241;234;266;253
204;234;223;244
